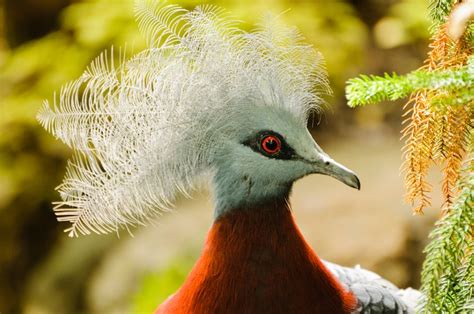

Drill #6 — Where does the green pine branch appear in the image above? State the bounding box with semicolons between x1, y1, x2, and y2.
345;57;474;107
429;0;455;25
454;254;474;312
431;87;474;108
419;139;474;313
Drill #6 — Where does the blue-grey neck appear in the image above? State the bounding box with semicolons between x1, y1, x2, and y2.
212;163;293;219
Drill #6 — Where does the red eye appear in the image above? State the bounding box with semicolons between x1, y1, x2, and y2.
261;135;281;154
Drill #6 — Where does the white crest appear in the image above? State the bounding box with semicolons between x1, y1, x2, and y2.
37;0;329;237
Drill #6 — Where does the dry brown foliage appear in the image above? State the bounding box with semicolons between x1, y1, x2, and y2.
402;23;472;214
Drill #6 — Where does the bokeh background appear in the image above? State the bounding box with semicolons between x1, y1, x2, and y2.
0;0;444;313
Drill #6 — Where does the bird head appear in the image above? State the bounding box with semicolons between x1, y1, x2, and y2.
208;104;359;216
37;0;359;236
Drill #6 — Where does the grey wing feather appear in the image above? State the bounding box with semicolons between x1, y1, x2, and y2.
324;261;423;314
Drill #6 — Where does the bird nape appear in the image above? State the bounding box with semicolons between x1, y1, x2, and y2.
37;0;422;313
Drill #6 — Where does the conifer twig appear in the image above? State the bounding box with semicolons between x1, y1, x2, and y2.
346;59;473;107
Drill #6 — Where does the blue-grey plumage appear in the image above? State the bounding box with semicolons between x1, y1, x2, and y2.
325;262;423;313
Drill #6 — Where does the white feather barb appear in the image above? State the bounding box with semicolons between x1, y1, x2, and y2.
38;0;329;237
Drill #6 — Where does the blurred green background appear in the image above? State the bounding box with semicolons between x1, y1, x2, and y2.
0;0;441;313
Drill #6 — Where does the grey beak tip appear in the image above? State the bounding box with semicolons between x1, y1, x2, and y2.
347;174;361;190
355;176;361;190
345;174;360;190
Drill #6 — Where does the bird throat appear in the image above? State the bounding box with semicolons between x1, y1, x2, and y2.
156;198;356;314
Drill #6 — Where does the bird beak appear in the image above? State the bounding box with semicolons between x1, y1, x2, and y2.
307;145;361;190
